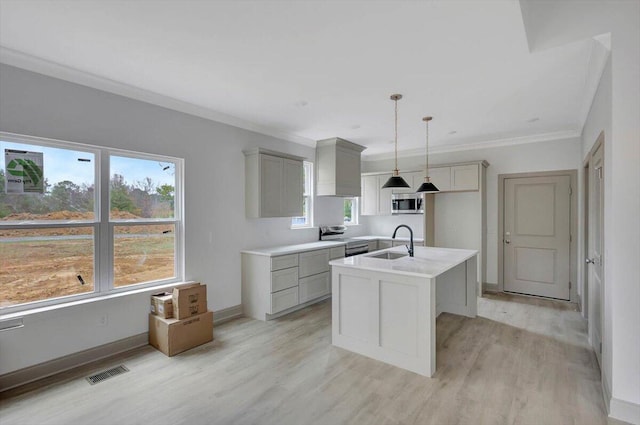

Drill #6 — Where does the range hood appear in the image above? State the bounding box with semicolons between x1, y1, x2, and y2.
315;137;366;197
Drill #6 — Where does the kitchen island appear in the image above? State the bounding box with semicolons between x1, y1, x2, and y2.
329;246;477;377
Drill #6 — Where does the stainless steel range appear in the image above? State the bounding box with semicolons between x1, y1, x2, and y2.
319;225;369;257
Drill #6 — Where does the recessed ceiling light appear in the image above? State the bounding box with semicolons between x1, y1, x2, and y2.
448;130;457;135
294;100;308;108
527;117;540;123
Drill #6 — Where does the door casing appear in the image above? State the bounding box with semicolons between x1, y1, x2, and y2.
497;169;578;303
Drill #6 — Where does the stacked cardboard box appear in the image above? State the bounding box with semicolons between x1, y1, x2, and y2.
149;283;213;356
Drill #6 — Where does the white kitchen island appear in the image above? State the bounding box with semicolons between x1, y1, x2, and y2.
329;246;478;377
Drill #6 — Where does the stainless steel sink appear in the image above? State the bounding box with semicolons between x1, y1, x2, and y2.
367;252;408;260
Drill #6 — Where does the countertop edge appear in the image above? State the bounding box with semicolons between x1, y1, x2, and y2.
329;246;478;279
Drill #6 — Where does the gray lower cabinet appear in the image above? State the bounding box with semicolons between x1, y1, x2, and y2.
299;272;330;304
242;246;342;321
378;240;393;249
271;286;299;314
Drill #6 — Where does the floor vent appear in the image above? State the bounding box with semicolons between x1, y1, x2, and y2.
86;365;129;385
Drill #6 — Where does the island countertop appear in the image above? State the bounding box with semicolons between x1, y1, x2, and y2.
329;246;478;279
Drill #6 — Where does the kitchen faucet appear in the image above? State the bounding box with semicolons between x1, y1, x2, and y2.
392;224;414;257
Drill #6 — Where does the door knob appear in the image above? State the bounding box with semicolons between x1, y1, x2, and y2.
505;239;511;244
585;258;595;264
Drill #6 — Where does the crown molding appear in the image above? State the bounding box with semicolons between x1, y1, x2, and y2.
362;130;580;162
0;47;316;148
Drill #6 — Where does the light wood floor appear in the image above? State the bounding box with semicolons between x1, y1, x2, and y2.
1;293;617;425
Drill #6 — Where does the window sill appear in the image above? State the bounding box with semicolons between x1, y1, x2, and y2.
344;223;361;227
0;281;196;322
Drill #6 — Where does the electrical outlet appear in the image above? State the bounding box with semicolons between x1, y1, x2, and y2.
98;314;108;327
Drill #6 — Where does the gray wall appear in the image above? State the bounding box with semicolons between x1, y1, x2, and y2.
0;64;366;374
363;137;582;286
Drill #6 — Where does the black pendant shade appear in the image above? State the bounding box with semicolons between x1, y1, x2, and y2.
416;116;438;193
382;175;411;189
416;181;439;193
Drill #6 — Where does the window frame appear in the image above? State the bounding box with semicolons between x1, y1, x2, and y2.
0;131;185;313
291;161;313;229
343;197;359;226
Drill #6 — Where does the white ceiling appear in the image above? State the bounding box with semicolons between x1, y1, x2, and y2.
0;1;608;157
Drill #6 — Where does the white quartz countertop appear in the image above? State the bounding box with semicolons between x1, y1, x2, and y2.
241;241;346;256
241;234;425;257
351;235;425;243
329;246;478;279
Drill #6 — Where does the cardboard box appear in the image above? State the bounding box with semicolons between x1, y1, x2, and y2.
172;283;207;319
148;311;213;357
150;292;173;318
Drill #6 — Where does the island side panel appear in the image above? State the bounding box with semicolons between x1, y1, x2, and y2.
331;265;436;377
435;255;478;318
466;255;478;317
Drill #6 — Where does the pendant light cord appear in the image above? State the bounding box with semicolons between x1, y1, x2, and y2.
425;119;429;178
423;116;432;182
394;97;399;173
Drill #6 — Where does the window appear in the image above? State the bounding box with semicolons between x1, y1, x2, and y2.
344;197;359;225
291;161;313;228
0;133;183;311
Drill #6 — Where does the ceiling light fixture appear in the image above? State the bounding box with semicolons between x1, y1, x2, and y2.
382;94;410;189
416;116;439;193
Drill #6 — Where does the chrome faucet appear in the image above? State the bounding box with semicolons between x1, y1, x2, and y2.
392;224;414;257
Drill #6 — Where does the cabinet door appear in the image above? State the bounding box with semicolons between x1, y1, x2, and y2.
282;158;304;216
409;171;426;192
428;167;451;192
367;240;378;252
378;240;392;249
451;164;479;191
377;175;392;215
361;175;379;216
299;272;331;303
391;172;414;194
298;249;330;278
329;246;346;259
260;154;284;217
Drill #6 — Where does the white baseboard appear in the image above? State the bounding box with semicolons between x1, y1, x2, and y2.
610;397;640;425
214;304;243;324
0;333;148;392
482;282;499;294
0;304;243;392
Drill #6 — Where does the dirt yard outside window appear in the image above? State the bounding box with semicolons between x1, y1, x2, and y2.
0;211;175;308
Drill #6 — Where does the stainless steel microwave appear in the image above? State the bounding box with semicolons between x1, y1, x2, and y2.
392;193;423;214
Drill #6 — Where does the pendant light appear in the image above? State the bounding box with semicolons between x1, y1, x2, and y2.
416;116;439;192
382;94;411;189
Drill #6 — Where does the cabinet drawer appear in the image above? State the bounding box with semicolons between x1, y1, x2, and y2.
299;272;330;304
271;254;298;271
270;286;299;314
329;246;346;259
298;249;330;278
271;267;299;293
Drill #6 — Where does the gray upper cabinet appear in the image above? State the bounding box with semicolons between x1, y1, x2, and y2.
392;171;424;193
428;163;483;192
361;174;392;216
316;138;366;197
244;148;304;218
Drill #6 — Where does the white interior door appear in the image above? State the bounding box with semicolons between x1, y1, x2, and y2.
504;175;571;300
588;142;604;366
